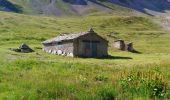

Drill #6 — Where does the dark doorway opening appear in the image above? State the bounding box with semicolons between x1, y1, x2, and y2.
83;40;100;57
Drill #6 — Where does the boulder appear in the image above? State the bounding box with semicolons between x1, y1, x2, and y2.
126;42;134;52
113;39;126;50
57;50;62;55
19;43;34;53
10;43;33;53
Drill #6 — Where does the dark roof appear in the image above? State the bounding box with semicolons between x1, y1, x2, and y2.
42;28;107;44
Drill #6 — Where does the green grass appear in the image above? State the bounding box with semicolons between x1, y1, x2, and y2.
0;11;170;99
0;60;170;99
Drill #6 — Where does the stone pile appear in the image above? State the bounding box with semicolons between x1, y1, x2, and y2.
10;43;34;53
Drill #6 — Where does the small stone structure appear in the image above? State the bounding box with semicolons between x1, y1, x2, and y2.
113;39;126;50
10;43;34;53
126;42;134;52
113;40;134;52
42;28;108;57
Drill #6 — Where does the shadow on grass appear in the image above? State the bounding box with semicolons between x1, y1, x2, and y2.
9;48;34;53
100;55;133;60
79;55;132;60
130;49;142;54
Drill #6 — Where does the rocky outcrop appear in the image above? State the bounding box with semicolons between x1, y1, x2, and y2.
10;43;34;53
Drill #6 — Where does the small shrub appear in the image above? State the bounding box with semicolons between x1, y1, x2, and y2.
95;74;108;82
97;86;116;100
119;71;168;99
78;75;89;87
148;79;167;98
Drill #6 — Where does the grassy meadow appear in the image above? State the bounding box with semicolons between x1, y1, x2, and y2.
0;11;170;99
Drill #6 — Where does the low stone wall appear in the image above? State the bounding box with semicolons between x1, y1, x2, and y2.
43;48;74;57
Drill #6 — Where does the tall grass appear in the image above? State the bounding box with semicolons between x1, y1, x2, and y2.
0;59;169;99
0;12;170;99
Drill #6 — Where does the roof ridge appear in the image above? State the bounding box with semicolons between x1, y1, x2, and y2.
42;31;89;44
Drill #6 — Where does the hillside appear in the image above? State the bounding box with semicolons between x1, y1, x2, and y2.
110;0;170;16
0;0;131;16
0;0;170;16
0;11;170;99
0;11;162;45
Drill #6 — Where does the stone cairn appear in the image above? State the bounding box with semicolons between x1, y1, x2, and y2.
10;43;34;53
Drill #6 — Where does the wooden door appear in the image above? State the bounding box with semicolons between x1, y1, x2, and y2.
92;42;97;57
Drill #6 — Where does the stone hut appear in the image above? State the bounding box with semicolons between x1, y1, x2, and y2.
42;28;108;57
113;39;126;50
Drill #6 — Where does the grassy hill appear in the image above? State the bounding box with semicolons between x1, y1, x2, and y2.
0;11;170;99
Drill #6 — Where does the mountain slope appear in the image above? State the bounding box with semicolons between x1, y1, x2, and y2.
0;0;124;16
0;0;22;13
0;0;170;16
110;0;170;16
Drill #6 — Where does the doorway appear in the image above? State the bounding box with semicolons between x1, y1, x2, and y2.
92;42;97;57
83;40;99;57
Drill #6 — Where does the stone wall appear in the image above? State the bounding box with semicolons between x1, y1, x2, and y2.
43;41;74;57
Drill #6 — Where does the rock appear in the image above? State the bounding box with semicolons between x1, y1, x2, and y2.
19;43;34;53
126;42;134;52
10;43;34;53
62;52;66;56
67;53;74;57
113;39;126;50
57;50;62;55
52;50;57;54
